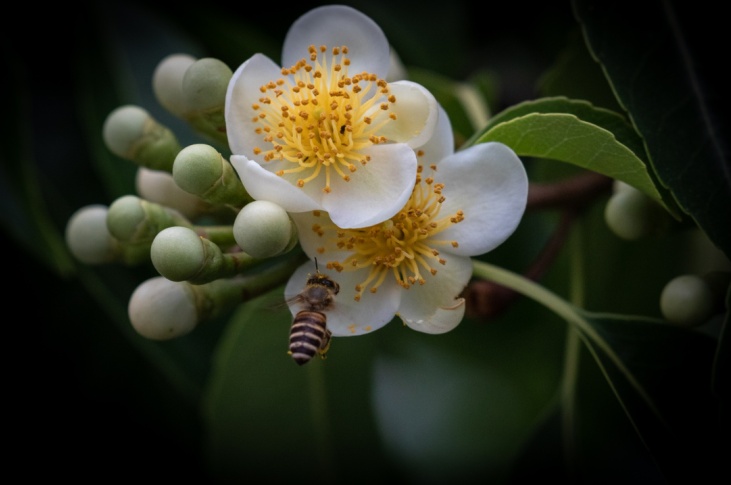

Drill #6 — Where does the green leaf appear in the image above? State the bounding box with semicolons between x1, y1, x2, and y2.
470;98;675;214
573;0;731;259
537;29;623;113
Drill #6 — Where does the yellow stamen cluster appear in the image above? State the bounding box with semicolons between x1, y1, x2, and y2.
314;166;464;301
250;45;396;193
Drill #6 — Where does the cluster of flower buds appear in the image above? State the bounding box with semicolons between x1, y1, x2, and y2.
66;53;303;341
602;181;730;326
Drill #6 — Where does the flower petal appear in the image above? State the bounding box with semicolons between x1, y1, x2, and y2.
282;5;390;78
225;54;283;157
415;104;455;167
401;298;466;334
396;252;473;324
231;156;321;212
284;262;400;337
322;143;418;228
437;142;528;256
379;81;439;148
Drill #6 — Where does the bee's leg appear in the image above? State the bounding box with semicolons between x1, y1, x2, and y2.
318;329;333;359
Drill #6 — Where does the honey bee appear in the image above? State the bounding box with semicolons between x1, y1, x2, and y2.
287;263;339;365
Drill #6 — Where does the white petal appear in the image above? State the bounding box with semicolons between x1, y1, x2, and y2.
386;47;408;82
231;156;321;212
415;104;455;167
282;5;390;78
437;142;529;256
289;211;354;263
379;81;438;148
397;252;473;324
401;298;466;334
322;143;417;228
284;262;399;337
225;54;283;157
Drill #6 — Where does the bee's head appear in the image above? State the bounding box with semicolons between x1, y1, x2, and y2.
308;272;340;295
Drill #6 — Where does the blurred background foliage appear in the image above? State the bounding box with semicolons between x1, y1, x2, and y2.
4;0;728;483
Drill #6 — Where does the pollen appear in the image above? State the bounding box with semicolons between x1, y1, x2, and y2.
251;44;397;192
314;166;465;301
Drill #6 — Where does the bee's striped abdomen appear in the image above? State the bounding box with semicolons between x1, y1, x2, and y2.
289;310;330;365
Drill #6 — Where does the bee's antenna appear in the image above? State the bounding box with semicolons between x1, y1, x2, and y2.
314;257;319;272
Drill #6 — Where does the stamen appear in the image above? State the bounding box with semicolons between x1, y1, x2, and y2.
313;167;465;297
251;44;397;192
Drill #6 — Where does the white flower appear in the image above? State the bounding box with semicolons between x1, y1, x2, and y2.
285;107;529;336
225;5;438;229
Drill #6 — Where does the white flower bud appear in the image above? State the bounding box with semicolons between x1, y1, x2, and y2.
153;53;197;118
65;205;118;264
604;186;670;240
128;276;198;340
233;200;298;258
660;274;715;327
135;167;208;220
103;105;150;159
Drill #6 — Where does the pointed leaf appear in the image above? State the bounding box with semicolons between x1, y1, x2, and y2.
573;0;731;258
474;108;673;214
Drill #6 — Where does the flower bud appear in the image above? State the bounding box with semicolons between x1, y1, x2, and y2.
233;200;298;258
604;185;671;240
151;226;255;283
135;167;210;220
181;58;232;144
128;276;198;340
65;205;118;264
172;144;250;208
152;53;197;118
102;105;181;172
106;194;192;243
660;274;716;327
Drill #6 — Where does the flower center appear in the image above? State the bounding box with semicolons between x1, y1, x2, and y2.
311;165;464;301
251;45;397;193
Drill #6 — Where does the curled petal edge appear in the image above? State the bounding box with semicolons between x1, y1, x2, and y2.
401;298;466;334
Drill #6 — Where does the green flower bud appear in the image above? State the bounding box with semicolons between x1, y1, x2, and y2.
172;144;251;209
181;58;232;145
135;167;211;220
152;53;197;118
65;205;118;264
128;256;305;340
128;276;198;340
150;226;255;283
102;105;181;172
106;195;192;243
604;186;671;240
660;274;715;327
233;200;298;258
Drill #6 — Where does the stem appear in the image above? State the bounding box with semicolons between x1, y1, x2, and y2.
561;214;585;481
527;171;612;211
464;209;576;319
471;259;666;436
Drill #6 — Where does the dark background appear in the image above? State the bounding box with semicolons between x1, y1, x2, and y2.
4;0;722;481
